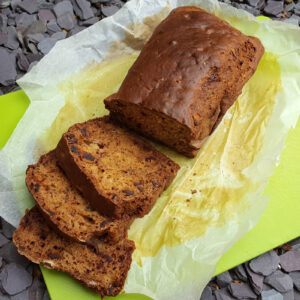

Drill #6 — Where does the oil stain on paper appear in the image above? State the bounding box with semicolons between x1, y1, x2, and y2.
129;52;281;264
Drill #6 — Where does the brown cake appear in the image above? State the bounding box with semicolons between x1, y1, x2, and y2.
26;151;133;244
104;6;265;157
56;116;180;218
13;207;135;297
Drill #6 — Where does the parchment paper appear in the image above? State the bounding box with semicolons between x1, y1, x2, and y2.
1;0;300;299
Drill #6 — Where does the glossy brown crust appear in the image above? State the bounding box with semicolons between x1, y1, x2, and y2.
13;207;135;297
56;116;180;218
105;6;265;157
25;151;133;244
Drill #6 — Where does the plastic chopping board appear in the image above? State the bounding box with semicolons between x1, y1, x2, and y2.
1;89;300;300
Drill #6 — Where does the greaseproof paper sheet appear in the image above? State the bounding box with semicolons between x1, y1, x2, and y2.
1;0;300;299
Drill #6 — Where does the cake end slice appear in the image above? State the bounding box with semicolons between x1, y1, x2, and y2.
13;207;135;297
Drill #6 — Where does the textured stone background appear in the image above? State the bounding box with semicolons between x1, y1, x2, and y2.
0;0;300;299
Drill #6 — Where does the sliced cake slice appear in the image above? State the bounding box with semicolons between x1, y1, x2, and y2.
26;151;133;244
56;116;180;218
13;207;135;297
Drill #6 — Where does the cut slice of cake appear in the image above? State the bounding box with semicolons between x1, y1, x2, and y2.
13;207;135;297
56;116;180;218
26;151;133;244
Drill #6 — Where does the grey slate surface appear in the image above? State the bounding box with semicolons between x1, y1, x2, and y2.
0;263;32;295
264;270;294;293
245;262;264;294
37;36;56;54
249;250;280;276
280;250;300;272
264;0;284;15
1;220;15;239
215;287;233;300
0;47;17;86
38;8;55;22
261;289;284;300
53;0;73;18
72;0;94;20
17;0;38;14
46;19;61;33
228;282;257;299
56;12;75;30
0;241;30;268
200;286;214;300
295;289;300;300
216;271;233;288
233;264;248;282
283;289;294;300
290;271;300;291
0;234;9;248
10;289;29;300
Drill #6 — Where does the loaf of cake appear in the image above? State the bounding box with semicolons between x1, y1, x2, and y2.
104;6;265;157
56;116;180;218
13;207;135;297
26;151;133;244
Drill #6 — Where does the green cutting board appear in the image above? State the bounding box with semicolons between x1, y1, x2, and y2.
1;89;300;299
